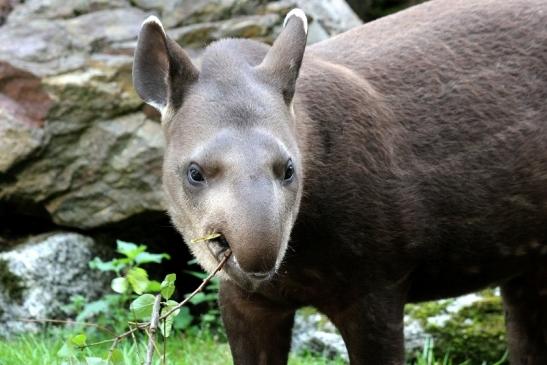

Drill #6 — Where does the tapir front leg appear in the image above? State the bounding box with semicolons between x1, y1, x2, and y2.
326;289;407;365
219;280;295;365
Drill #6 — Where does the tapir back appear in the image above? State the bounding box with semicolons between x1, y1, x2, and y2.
291;0;547;299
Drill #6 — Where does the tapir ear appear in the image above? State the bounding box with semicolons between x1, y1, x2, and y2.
257;9;308;104
133;16;199;116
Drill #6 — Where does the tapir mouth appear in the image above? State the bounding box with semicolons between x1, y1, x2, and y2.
206;236;230;264
205;235;273;283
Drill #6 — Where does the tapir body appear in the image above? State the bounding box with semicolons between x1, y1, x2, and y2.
133;0;547;363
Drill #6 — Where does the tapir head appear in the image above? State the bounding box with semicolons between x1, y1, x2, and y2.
133;10;308;288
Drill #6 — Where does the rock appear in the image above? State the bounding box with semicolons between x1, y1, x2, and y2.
261;0;362;44
43;54;142;123
168;14;282;48
0;52;164;229
0;62;53;126
0;232;110;336
0;0;18;25
0;19;87;76
6;0;130;24
291;309;348;361
64;7;151;52
157;0;264;29
0;107;46;173
0;112;165;229
0;62;50;172
294;0;362;43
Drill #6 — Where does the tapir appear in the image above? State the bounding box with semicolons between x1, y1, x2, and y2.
132;0;547;363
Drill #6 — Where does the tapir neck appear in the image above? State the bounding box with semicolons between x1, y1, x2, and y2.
290;56;408;254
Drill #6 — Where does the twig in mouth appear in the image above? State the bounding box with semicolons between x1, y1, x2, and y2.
190;232;221;243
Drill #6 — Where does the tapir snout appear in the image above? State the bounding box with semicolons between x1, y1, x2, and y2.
208;179;283;275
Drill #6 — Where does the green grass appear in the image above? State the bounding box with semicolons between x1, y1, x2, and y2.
0;330;346;365
0;328;508;365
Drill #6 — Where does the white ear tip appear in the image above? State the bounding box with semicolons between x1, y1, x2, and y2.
142;15;164;31
283;8;308;35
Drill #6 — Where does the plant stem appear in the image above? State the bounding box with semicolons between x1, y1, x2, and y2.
145;294;162;365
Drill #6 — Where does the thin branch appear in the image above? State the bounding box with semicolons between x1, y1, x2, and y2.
145;294;162;365
162;319;167;365
106;337;121;362
130;317;143;363
160;250;231;321
17;318;115;336
83;323;147;348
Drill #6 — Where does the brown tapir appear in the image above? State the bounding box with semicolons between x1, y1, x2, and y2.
132;0;547;363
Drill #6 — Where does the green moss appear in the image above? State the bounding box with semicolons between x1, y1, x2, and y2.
0;259;26;303
407;291;507;364
405;300;451;324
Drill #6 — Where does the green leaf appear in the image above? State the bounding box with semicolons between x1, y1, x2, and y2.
135;251;170;264
71;333;87;347
127;267;149;294
160;273;176;300
116;240;146;260
116;240;138;255
85;357;109;365
160;300;180;338
109;348;124;364
129;293;156;321
89;257;117;272
111;277;129;294
146;280;162;293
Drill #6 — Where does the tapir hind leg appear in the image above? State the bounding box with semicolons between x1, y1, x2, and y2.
325;289;407;365
501;259;547;365
219;280;295;365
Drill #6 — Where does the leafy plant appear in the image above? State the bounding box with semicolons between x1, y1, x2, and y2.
59;239;228;364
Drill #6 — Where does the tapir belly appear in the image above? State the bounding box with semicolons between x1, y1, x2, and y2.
407;255;543;302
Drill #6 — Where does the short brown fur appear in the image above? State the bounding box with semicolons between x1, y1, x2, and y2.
133;1;547;364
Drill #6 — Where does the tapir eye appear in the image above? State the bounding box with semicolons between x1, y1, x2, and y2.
187;163;206;186
283;159;295;183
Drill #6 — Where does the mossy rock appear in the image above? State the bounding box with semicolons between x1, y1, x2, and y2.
406;290;507;364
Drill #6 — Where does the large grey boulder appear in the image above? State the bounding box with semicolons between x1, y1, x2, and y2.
0;111;165;229
0;232;110;336
0;53;164;229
